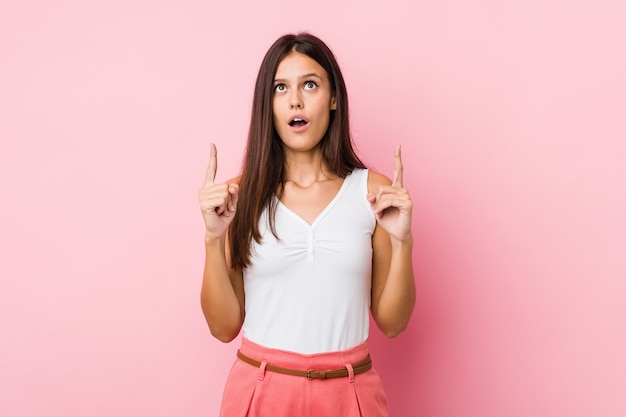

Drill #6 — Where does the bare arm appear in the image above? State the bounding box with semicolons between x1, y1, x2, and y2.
198;143;245;342
368;146;416;337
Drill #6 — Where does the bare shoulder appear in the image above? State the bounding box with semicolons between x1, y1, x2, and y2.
367;170;392;193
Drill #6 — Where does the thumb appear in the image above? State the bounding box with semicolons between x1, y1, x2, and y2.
366;192;379;217
228;184;239;212
366;192;384;220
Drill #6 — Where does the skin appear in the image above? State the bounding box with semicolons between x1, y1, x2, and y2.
198;52;415;342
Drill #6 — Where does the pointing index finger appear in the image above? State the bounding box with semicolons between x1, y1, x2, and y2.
393;145;403;187
204;143;217;186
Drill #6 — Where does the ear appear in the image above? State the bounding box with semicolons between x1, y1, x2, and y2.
330;95;337;110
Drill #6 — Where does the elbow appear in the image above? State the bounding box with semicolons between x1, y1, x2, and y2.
373;308;413;338
210;327;239;343
204;318;242;343
380;321;409;338
200;295;243;343
383;328;403;338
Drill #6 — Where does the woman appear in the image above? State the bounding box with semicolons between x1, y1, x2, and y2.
198;32;415;416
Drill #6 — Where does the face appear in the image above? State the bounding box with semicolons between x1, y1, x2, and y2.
272;52;337;154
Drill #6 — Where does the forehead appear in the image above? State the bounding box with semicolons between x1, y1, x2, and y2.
274;52;328;80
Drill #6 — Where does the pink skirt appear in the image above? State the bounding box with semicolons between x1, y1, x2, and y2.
219;338;389;417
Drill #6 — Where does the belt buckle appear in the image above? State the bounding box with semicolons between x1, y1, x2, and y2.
306;369;327;380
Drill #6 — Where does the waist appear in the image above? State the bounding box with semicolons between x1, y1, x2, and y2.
238;337;371;371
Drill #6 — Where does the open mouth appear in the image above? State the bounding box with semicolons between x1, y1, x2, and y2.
288;117;309;127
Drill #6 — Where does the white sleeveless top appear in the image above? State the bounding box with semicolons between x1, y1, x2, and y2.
242;168;376;354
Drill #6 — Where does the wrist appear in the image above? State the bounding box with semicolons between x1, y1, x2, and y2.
390;233;413;250
204;232;225;246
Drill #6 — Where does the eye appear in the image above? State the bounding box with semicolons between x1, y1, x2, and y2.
303;80;318;90
274;83;287;93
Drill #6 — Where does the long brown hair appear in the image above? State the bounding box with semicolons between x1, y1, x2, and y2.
229;32;366;269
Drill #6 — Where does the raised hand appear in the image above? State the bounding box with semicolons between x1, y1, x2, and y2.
198;143;239;240
367;145;413;242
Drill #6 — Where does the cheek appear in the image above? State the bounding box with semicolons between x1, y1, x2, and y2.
317;98;333;120
272;99;283;122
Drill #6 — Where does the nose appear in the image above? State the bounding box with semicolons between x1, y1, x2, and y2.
289;90;303;109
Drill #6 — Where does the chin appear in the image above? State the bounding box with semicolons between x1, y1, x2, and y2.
279;135;324;153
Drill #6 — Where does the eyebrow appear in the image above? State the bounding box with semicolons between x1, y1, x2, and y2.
273;73;323;83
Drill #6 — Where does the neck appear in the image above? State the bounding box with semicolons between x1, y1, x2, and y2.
283;148;336;187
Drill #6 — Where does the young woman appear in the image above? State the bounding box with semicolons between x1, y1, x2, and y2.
198;32;415;417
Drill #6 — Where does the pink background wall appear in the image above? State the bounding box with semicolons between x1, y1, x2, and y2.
1;1;624;416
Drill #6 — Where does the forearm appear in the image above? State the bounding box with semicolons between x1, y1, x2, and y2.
372;237;416;337
200;236;244;342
